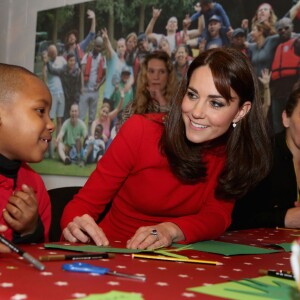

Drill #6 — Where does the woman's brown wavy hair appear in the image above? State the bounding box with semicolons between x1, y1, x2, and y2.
131;50;177;114
160;47;272;200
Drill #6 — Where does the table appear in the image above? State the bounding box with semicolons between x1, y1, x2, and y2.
0;228;297;300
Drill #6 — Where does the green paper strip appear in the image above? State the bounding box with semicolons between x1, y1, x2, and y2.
45;239;283;257
172;240;280;256
155;250;188;259
43;244;188;258
44;244;143;253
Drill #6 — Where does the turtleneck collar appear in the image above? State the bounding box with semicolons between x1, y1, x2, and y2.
0;154;21;181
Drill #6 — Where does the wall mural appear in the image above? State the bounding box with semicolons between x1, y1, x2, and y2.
31;0;300;177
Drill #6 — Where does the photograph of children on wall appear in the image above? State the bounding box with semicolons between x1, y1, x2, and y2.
32;0;300;177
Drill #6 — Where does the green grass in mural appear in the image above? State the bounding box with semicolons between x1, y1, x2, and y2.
30;158;96;177
29;81;106;177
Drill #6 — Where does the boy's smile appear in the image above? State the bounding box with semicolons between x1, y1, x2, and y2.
0;75;55;162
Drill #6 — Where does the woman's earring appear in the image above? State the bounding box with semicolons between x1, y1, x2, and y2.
232;122;237;128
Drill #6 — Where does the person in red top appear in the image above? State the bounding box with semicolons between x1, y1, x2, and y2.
0;63;54;252
61;48;271;250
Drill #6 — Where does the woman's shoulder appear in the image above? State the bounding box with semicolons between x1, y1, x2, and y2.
141;113;166;124
119;113;165;138
125;113;166;126
114;113;165;149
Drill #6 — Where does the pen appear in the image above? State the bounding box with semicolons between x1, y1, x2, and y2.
39;253;115;261
259;269;294;280
0;235;45;271
132;253;223;265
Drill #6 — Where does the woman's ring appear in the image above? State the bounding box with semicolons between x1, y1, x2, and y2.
150;229;158;236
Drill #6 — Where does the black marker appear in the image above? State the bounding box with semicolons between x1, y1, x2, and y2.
39;253;115;261
259;269;294;280
0;235;45;271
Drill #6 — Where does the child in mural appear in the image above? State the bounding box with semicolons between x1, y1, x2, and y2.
110;65;134;111
110;110;123;140
90;93;124;150
44;51;81;122
82;124;105;165
0;63;54;251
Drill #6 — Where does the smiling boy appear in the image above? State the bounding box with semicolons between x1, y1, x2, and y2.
0;63;55;252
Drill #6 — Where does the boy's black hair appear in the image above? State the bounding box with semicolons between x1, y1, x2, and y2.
66;52;75;60
95;123;103;131
0;63;39;104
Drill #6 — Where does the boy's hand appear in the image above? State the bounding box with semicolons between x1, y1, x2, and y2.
3;184;39;236
0;225;11;253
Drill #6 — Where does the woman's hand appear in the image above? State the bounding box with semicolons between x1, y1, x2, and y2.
147;85;166;106
62;214;109;246
126;222;185;250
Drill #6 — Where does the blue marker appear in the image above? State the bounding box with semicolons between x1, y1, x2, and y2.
62;262;146;281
